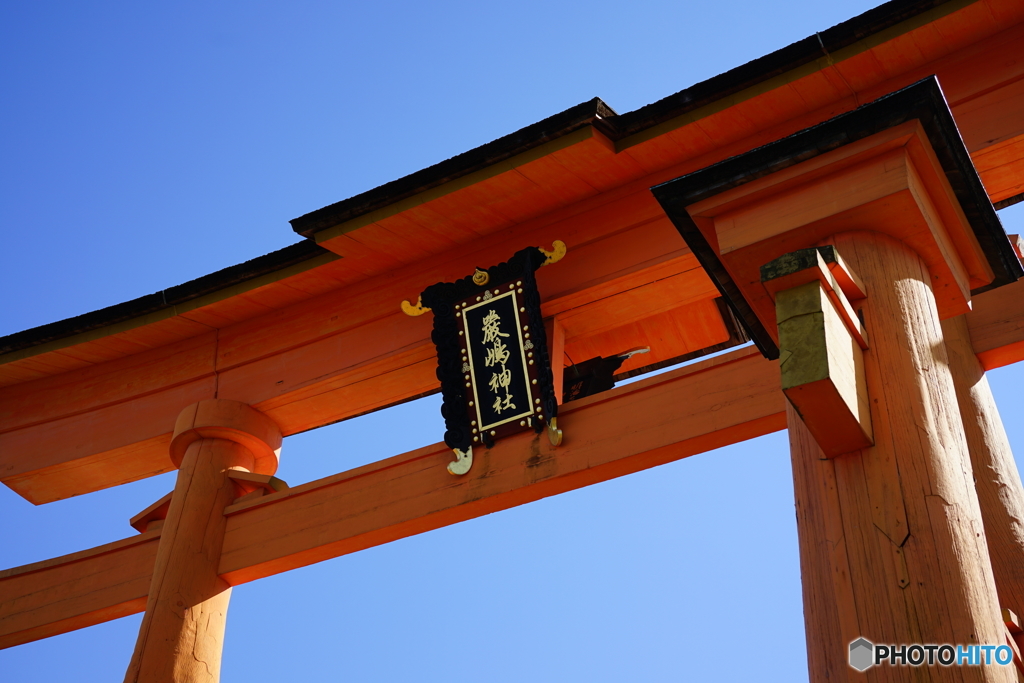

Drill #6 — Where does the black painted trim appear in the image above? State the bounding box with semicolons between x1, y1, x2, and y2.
290;0;963;239
650;76;1023;361
290;99;619;238
3;0;976;356
0;240;329;356
995;192;1024;211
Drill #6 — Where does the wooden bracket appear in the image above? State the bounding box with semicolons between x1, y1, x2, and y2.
762;246;868;349
129;492;173;533
1006;608;1023;635
132;471;291;529
765;247;873;457
228;470;289;504
544;316;566;405
1009;235;1024;263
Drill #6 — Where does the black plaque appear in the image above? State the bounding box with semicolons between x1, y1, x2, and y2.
461;286;537;436
420;247;558;451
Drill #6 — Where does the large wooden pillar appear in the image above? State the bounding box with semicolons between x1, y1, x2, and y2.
942;314;1024;616
788;231;1012;682
651;80;1024;682
124;400;282;683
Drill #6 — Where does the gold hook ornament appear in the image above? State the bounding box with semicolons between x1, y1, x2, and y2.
400;240;567;316
400;296;431;317
448;446;473;475
539;240;567;266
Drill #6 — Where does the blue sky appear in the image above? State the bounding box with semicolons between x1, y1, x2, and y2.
2;1;1023;681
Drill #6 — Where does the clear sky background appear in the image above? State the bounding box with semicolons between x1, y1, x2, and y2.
2;1;1023;681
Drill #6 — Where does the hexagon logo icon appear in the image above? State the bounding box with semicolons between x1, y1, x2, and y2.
849;638;875;672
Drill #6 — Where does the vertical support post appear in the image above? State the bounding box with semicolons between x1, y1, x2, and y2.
942;314;1024;616
788;400;859;677
788;231;1012;682
124;400;282;683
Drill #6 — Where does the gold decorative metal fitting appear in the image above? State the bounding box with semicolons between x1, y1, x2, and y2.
539;240;567;266
401;243;563;316
448;446;473;475
547;417;563;447
400;296;431;317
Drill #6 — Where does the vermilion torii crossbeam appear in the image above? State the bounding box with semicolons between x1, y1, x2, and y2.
4;276;1024;650
0;345;784;649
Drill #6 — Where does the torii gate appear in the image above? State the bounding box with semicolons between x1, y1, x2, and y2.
3;1;1024;681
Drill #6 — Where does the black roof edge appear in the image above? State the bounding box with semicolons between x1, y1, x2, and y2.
611;0;956;137
0;239;329;357
650;76;1024;362
291;0;961;238
0;0;975;359
289;97;619;238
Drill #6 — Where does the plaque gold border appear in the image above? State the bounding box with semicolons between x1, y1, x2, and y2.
460;289;535;432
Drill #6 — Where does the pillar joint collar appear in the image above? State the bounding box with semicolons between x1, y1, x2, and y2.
170;399;282;475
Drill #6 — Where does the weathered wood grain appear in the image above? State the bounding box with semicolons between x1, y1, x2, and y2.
776;279;872;457
944;314;1024;618
791;230;1013;683
124;398;282;683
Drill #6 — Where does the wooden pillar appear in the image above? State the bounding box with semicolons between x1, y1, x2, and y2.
788;401;860;677
124;400;282;683
942;313;1024;616
789;231;1012;682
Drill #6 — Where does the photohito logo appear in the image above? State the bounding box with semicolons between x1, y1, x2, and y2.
849;638;1015;671
848;638;874;672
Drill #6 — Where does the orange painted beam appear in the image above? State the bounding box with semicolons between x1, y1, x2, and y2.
973;132;1024;204
0;530;161;649
0;346;784;647
4;0;1024;507
1;211;719;503
969;277;1024;370
6;284;1024;644
218;345;784;584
